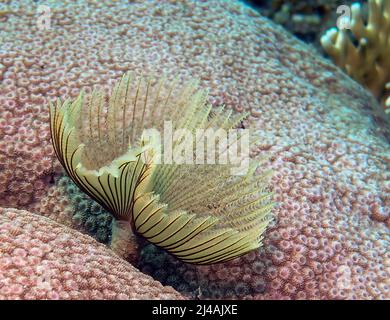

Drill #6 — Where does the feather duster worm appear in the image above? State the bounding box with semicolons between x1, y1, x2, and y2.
49;73;274;264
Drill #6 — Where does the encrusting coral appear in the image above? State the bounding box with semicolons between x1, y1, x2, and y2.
0;207;184;300
29;175;113;244
321;0;390;112
49;72;274;265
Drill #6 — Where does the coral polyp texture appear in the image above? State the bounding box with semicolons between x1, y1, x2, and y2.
0;207;183;300
0;0;389;300
321;0;390;111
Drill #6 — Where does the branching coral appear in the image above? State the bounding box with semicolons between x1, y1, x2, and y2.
321;0;390;112
253;0;352;45
49;72;274;265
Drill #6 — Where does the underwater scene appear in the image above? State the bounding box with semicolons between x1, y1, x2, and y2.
0;0;389;302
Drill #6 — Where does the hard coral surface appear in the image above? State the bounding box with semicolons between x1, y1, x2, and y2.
0;0;389;300
0;207;183;300
30;176;113;244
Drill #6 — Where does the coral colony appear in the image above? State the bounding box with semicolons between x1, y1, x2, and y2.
322;0;390;112
0;0;389;300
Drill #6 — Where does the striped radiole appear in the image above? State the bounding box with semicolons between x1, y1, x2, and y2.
49;72;274;264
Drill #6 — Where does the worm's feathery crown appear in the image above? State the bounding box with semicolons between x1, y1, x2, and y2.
50;72;274;264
